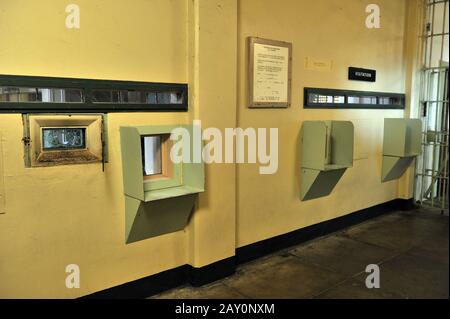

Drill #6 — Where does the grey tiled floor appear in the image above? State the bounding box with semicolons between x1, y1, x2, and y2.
152;207;449;299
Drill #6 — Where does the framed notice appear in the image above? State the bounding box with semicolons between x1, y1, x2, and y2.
248;37;292;108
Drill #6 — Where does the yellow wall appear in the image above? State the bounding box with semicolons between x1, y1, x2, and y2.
0;0;188;82
236;0;410;247
0;130;5;214
0;0;191;298
0;0;421;298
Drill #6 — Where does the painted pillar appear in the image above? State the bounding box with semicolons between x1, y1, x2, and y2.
186;0;238;268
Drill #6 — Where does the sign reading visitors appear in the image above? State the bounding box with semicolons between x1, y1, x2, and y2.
348;67;376;82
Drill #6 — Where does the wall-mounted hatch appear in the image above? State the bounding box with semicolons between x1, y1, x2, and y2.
22;114;107;167
120;124;204;243
300;121;354;201
382;118;422;182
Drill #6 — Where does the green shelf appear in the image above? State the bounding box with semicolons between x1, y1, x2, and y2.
323;164;350;171
144;185;205;202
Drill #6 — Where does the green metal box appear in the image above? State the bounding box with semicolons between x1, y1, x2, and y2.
300;121;354;201
120;124;204;243
382;118;422;182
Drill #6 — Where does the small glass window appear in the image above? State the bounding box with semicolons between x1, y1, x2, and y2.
91;90;120;103
142;136;163;176
39;88;83;103
379;96;403;105
378;97;390;105
157;92;184;104
333;96;345;104
91;89;184;104
0;87;83;103
141;134;173;180
308;94;344;104
42;128;86;150
348;96;377;104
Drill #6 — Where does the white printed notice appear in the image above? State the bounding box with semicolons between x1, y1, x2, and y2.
253;43;289;103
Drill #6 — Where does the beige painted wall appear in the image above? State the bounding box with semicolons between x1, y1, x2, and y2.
0;131;5;214
236;0;411;247
0;0;192;298
0;0;188;82
0;0;420;298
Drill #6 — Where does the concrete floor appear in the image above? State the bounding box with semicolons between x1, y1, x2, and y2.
153;207;449;299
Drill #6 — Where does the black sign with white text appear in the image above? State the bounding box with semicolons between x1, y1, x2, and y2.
348;67;376;82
